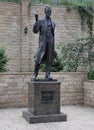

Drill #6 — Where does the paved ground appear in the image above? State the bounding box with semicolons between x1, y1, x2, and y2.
0;105;94;130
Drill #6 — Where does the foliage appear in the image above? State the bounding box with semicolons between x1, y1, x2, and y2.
30;0;94;6
41;36;94;76
0;47;9;72
0;0;21;3
58;36;94;72
31;0;52;4
62;0;93;35
58;43;82;72
31;0;93;4
87;69;94;80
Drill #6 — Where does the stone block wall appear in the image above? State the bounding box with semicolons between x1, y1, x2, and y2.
0;2;22;72
0;72;86;108
0;1;91;72
53;72;87;105
84;81;94;108
0;72;29;108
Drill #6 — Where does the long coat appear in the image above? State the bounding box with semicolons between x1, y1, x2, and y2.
33;17;55;64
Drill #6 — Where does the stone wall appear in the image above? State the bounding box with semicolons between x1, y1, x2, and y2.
0;2;22;72
0;72;86;108
0;1;90;72
54;72;87;105
84;81;94;108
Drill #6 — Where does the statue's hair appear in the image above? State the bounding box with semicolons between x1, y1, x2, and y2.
44;5;52;12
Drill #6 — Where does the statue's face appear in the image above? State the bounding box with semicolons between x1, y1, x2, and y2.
45;8;51;17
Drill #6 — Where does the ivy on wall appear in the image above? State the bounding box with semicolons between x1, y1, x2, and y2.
61;0;94;36
28;0;94;36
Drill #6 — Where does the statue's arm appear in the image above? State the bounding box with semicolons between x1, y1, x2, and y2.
52;22;56;37
33;20;40;33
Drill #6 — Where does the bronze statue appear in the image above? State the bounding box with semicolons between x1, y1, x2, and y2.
33;6;56;80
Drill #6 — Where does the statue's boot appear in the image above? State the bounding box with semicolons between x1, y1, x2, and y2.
45;67;52;80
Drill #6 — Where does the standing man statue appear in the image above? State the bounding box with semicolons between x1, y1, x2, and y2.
33;6;56;80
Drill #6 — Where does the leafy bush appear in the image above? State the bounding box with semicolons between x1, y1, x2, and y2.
0;48;9;72
58;43;82;72
58;36;94;72
87;69;94;80
31;0;94;5
41;36;94;75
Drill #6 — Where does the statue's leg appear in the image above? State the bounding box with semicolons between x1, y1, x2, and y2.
45;36;54;80
45;44;52;79
33;62;40;79
45;63;51;79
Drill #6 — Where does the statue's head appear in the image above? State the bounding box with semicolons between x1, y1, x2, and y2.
44;6;52;17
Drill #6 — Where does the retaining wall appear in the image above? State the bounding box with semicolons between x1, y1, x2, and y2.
0;72;86;108
84;81;94;108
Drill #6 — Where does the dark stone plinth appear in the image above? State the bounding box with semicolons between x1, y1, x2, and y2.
22;81;67;123
23;111;67;124
31;78;57;82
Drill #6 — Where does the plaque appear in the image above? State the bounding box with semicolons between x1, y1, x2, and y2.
41;90;54;103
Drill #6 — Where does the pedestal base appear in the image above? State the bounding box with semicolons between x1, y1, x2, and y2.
23;111;67;124
22;81;67;123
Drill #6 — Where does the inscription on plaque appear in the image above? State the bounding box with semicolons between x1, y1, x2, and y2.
41;90;54;103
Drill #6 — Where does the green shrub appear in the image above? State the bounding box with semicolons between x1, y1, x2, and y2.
87;69;94;80
58;36;94;73
0;48;9;72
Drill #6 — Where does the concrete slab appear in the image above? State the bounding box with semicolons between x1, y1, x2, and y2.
0;105;94;130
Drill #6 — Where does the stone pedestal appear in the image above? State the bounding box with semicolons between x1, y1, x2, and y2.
23;80;67;123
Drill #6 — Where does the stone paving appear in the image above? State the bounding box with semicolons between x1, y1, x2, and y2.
0;105;94;130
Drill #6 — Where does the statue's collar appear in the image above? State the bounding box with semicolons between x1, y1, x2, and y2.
45;16;51;21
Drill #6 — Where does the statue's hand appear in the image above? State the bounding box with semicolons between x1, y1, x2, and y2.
34;21;39;27
35;14;38;22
